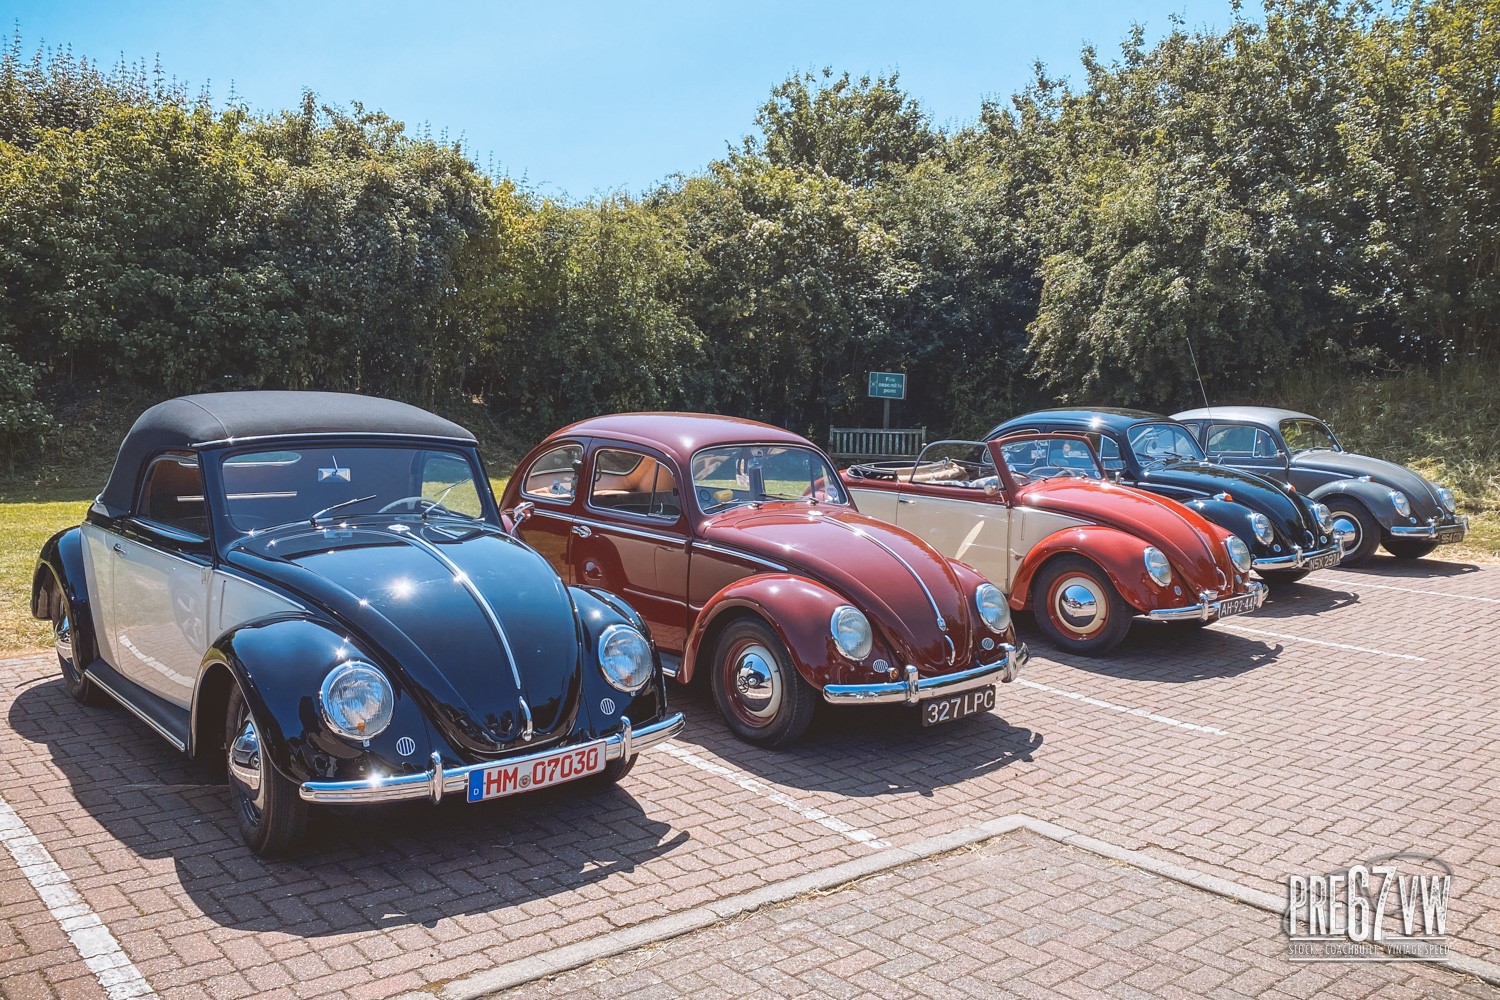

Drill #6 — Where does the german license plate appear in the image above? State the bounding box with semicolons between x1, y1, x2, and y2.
1305;551;1340;571
1217;594;1259;618
1435;527;1464;544
467;741;605;802
920;686;995;727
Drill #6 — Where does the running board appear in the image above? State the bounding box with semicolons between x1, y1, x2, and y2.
84;659;191;753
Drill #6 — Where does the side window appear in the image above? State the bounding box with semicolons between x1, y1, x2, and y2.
590;448;679;520
137;452;209;537
522;444;582;502
1088;434;1125;471
1206;424;1277;459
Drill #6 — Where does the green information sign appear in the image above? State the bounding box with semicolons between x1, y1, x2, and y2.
867;371;906;399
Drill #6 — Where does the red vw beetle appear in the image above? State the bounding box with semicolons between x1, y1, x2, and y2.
501;414;1026;747
843;435;1268;655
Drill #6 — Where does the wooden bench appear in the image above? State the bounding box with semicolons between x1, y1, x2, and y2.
828;426;927;461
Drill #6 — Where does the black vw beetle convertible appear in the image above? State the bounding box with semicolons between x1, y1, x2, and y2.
31;392;683;855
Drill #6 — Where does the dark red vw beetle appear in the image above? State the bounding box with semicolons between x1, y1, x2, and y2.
501;414;1027;747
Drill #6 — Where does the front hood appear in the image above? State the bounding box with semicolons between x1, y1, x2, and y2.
1293;451;1445;515
1020;479;1234;588
226;519;581;757
699;504;973;670
1139;462;1316;544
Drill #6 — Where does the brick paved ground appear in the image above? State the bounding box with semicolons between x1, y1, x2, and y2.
501;831;1494;1000
2;555;1498;999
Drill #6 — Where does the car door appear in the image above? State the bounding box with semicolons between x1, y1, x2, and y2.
514;441;585;581
1202;422;1290;484
108;451;214;708
895;479;1014;589
573;444;691;653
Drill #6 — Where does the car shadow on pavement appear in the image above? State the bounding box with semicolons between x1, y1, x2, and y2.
7;678;688;935
1029;615;1288;683
667;685;1044;799
1333;555;1480;579
1254;579;1362;620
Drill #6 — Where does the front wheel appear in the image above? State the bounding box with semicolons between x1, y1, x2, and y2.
226;684;308;857
710;618;817;748
1032;555;1134;656
1382;539;1439;560
52;591;104;706
1327;500;1380;566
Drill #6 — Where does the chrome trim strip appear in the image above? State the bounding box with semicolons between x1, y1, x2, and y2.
822;645;1025;706
820;516;949;633
1251;541;1343;570
1145;580;1268;622
194;431;476;447
390;531;527;693
690;541;789;572
298;712;686;803
86;673;189;753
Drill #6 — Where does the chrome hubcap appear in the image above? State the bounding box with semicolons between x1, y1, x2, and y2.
732;644;783;722
228;715;266;817
1332;516;1359;552
1054;576;1106;636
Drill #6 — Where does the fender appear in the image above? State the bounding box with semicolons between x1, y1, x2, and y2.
31;528;97;666
1308;478;1400;531
567;586;667;736
194;615;432;786
1011;525;1162;613
1180;498;1258;547
681;573;882;689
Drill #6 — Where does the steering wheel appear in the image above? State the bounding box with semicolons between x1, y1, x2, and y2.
379;496;449;515
1029;466;1063;479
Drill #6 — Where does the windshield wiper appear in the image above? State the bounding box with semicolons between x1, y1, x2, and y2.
309;494;377;527
419;482;466;522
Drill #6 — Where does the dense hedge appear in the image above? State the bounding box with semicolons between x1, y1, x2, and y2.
2;0;1496;469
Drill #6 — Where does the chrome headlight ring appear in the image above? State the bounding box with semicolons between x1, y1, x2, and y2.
1389;490;1411;517
1310;502;1334;532
1249;512;1274;546
1437;486;1456;513
974;583;1010;633
1226;536;1252;574
320;661;395;741
598;623;654;693
830;605;874;660
1143;547;1172;587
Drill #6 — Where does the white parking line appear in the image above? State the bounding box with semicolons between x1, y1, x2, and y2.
1218;623;1429;661
1343;580;1500;605
0;797;155;999
660;743;891;849
1014;679;1232;736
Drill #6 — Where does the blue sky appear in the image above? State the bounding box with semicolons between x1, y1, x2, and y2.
11;0;1243;200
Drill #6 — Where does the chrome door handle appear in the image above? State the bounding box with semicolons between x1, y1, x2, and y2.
571;525;592;538
112;543;125;555
897;498;914;504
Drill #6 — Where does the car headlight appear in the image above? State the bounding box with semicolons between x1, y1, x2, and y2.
320;661;394;740
1437;486;1456;513
974;583;1010;633
830;605;874;660
1311;502;1334;532
1389;490;1411;517
1226;536;1252;573
598;624;653;693
1249;512;1274;546
1143;547;1172;587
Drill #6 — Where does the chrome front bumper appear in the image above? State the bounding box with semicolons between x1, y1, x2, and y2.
821;642;1027;706
298;712;686;805
1145;580;1268;623
1251;539;1345;571
1390;515;1468;541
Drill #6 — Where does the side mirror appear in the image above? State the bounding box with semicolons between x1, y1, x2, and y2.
508;501;535;537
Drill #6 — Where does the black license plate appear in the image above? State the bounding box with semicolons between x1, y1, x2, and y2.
1435;527;1464;545
1305;551;1340;571
920;686;995;727
1217;594;1259;618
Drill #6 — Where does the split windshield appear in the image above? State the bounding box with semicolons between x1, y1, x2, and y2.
1280;419;1341;453
219;445;489;533
691;444;847;513
1126;423;1205;465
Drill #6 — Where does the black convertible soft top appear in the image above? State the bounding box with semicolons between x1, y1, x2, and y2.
97;391;477;514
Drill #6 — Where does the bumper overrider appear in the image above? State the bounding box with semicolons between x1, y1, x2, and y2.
1145;580;1269;623
1251;539;1345;571
298;712;686;805
821;642;1027;706
1391;514;1469;542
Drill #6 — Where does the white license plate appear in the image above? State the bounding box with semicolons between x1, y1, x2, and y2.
1435;527;1464;545
1305;551;1340;571
467;741;606;802
920;686;995;727
1216;594;1259;618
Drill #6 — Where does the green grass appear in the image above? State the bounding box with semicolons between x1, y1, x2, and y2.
1;494;94;653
